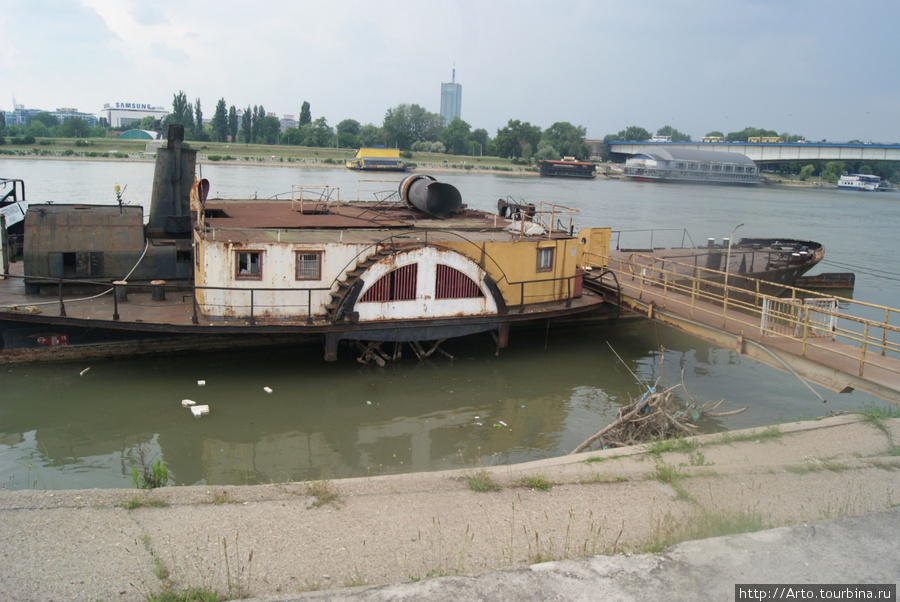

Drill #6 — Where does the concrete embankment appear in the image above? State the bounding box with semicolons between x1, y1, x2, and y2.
1;414;898;600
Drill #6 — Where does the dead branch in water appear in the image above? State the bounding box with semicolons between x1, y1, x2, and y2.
570;345;748;454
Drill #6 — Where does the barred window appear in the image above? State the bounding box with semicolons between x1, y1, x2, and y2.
361;264;418;302
435;264;482;299
295;251;322;280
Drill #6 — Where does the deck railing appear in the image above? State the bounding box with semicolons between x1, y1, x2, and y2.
582;251;900;379
0;273;333;327
2;268;584;327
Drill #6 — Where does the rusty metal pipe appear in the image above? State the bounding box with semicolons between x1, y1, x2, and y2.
399;175;462;218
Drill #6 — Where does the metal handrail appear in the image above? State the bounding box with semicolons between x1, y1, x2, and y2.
2;267;584;326
582;251;900;378
611;228;696;250
0;272;332;327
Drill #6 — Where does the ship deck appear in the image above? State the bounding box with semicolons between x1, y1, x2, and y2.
0;260;607;336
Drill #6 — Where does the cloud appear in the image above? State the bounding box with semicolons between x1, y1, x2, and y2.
1;0;898;142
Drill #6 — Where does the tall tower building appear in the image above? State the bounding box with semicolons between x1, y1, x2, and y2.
440;69;462;126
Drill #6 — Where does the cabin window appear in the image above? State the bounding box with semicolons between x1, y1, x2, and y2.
435;264;483;299
361;264;418;302
536;248;554;272
295;251;322;280
235;250;262;280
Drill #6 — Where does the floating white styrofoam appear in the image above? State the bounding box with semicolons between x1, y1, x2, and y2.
197;380;206;386
263;387;273;394
182;399;196;407
79;367;91;376
191;405;209;417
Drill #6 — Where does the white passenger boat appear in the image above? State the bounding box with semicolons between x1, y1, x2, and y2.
837;173;881;191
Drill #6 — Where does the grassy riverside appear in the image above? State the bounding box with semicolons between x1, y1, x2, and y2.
0;137;541;174
1;137;840;187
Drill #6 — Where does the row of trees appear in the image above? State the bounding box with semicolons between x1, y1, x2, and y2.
2;96;895;181
604;125;808;144
159;91;594;161
0;111;108;144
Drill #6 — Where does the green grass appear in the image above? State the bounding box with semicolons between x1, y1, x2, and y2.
304;480;341;509
684;508;768;541
858;404;900;456
518;474;552;491
721;424;783;444
12;137;533;172
638;508;768;553
786;457;851;474
821;460;850;472
644;436;700;457
579;473;629;485
117;495;168;510
208;491;239;505
785;464;812;475
868;459;900;471
858;403;900;422
467;469;501;493
147;587;219;602
582;454;622;463
686;450;711;466
648;462;692;501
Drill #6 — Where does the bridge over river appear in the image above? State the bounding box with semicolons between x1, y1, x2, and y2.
607;141;900;165
582;250;900;404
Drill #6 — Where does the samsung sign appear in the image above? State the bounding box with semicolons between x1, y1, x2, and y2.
105;102;164;110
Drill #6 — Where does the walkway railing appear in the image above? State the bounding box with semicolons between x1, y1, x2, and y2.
583;251;900;379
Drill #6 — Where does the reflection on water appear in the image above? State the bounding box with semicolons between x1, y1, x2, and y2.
0;320;882;489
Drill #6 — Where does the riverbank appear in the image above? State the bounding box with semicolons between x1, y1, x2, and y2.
3;150;849;189
2;413;897;600
0;150;543;178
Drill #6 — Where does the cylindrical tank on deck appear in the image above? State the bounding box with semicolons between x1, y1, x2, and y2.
399;175;462;218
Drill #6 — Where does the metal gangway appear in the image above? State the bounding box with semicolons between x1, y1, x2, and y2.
582;251;900;404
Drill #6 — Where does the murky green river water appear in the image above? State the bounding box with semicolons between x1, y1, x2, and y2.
1;158;897;489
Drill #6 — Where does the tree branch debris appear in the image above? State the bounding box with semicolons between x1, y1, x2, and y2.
571;345;748;455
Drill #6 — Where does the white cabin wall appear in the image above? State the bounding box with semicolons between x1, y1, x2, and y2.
196;240;369;318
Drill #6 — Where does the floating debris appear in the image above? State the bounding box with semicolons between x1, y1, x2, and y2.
571;382;747;454
79;367;91;376
181;399;196;407
197;380;206;386
570;344;748;454
191;405;210;417
263;386;273;394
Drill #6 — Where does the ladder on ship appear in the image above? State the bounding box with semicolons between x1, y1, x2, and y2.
582;251;900;404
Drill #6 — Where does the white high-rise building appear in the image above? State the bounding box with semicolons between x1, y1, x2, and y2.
440;69;462;126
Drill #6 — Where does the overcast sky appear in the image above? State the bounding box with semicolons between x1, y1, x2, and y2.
3;0;898;143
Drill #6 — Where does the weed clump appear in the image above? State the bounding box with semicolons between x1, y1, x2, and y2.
130;441;169;490
305;480;341;508
467;469;501;493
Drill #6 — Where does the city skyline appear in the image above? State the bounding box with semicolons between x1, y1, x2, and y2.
3;0;899;143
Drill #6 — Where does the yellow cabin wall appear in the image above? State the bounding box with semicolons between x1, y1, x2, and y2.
576;227;611;270
441;238;574;304
353;147;400;159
